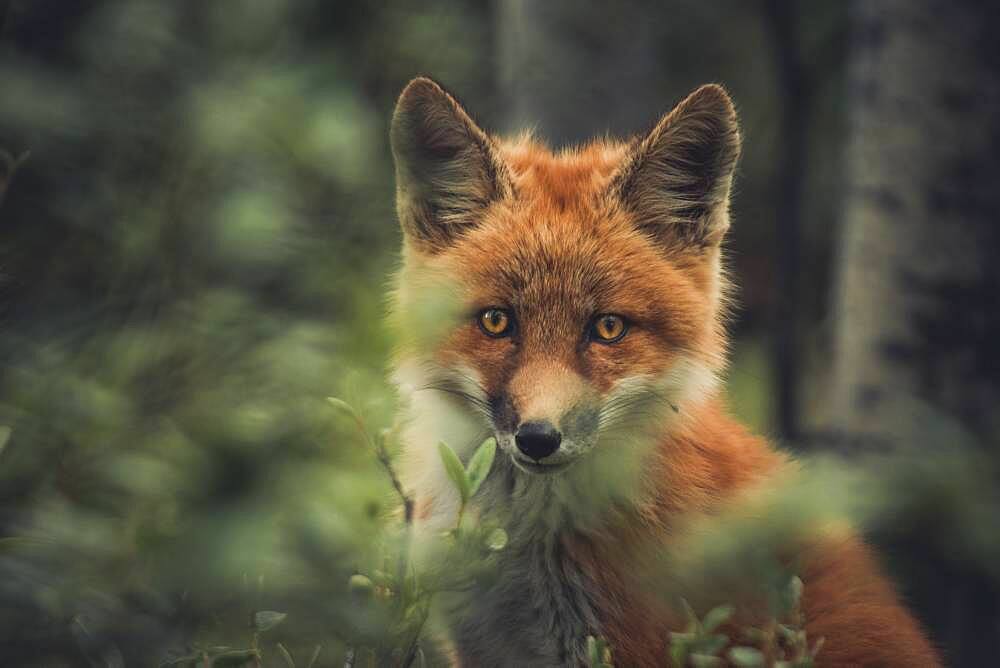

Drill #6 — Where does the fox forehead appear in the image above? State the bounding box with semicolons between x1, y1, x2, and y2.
391;78;737;393
498;134;629;211
418;139;709;344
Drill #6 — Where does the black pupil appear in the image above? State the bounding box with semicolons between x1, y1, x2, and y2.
489;311;503;328
603;317;615;334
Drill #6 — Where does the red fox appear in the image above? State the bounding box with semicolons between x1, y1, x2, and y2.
388;77;940;667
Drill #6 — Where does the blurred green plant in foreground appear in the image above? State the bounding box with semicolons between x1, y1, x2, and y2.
1;2;998;666
308;398;826;668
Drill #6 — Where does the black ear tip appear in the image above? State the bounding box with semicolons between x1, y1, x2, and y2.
397;76;447;109
391;76;474;161
392;77;447;153
682;83;738;125
394;79;438;131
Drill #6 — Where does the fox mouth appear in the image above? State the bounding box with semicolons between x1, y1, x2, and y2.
511;456;573;475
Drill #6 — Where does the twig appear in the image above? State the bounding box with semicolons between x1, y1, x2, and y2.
331;401;411;513
331;400;422;666
346;417;414;582
373;429;414;524
399;606;429;668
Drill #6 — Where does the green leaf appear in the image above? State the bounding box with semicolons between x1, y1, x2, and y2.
485;527;508;551
680;598;699;632
727;646;765;667
466;437;496;496
586;635;612;667
690;654;723;667
783;575;804;615
670;638;690;667
669;632;697;645
252;610;287;632
701;604;734;633
326;396;358;418
587;635;599;664
438;442;470;504
347;574;375;598
0;425;11;456
276;643;295;668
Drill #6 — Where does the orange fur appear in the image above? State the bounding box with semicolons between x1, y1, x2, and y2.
568;401;941;666
389;77;941;667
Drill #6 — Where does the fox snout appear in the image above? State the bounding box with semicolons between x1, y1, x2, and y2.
502;361;601;472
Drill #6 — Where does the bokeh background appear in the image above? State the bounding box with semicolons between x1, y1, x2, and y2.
1;1;998;666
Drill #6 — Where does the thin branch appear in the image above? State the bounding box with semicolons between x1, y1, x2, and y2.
330;399;424;665
372;428;414;524
400;607;429;668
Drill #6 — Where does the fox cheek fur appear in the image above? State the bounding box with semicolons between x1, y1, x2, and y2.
387;77;941;666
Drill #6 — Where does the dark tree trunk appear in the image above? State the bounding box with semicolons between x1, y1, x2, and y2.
764;0;807;441
832;1;1000;663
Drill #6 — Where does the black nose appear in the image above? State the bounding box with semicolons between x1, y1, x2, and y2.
515;420;562;461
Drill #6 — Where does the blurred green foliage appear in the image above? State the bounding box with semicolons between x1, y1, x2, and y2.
0;2;998;666
0;1;498;664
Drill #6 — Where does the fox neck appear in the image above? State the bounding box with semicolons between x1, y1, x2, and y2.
455;477;602;665
451;423;683;665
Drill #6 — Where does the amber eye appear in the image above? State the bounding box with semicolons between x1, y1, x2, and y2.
591;314;628;343
478;308;513;337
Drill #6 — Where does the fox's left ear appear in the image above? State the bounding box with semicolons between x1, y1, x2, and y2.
390;77;512;252
609;84;741;252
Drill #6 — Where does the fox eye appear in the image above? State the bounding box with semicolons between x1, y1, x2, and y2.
478;308;513;338
590;314;628;343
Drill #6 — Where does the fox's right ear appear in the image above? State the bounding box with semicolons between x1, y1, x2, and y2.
609;84;741;253
390;77;512;252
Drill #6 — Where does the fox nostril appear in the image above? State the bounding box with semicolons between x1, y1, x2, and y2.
514;420;562;461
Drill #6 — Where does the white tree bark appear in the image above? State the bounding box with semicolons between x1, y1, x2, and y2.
833;0;1000;445
832;1;1000;662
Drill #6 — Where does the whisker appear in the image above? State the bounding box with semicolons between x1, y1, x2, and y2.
597;382;680;431
411;360;496;423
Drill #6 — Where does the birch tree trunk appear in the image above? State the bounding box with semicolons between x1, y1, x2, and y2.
832;1;1000;662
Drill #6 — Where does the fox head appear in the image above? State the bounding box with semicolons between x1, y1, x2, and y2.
389;77;739;490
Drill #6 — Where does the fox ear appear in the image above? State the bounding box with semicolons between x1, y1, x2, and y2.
610;84;740;251
390;77;512;252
